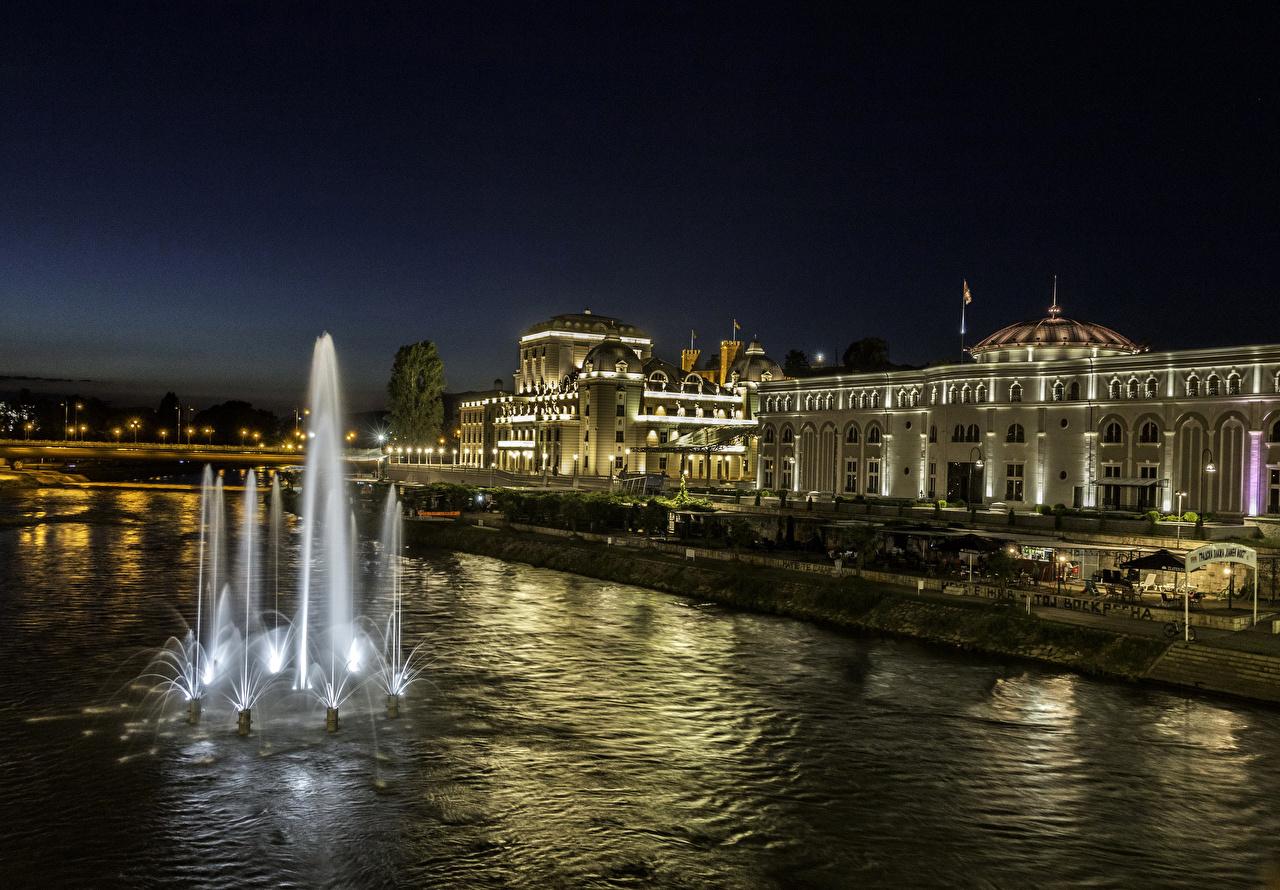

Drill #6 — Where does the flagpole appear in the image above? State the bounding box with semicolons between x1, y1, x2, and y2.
960;292;966;363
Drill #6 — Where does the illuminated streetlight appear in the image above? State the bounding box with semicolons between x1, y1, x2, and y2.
1174;490;1187;545
203;426;213;445
24;421;34;440
240;428;248;447
159;429;168;443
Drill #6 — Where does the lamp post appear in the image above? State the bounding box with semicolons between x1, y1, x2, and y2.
203;427;213;445
1225;565;1234;611
74;402;82;439
61;401;68;441
159;429;168;444
969;446;984;507
129;419;140;443
572;453;579;489
491;448;498;486
1174;490;1186;545
240;428;248;447
1201;448;1216;517
24;422;34;440
1057;553;1068;594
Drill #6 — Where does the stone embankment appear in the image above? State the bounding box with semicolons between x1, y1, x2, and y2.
405;522;1170;684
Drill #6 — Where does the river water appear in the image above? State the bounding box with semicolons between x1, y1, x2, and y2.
2;487;1279;888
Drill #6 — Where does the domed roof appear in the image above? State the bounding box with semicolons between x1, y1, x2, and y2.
582;325;638;371
522;310;648;340
729;338;782;383
970;304;1144;361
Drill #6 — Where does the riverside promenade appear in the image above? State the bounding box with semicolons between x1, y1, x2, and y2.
437;513;1280;706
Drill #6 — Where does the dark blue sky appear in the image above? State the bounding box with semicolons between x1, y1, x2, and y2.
2;3;1276;410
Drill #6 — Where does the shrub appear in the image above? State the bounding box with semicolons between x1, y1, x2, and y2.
1052;503;1067;515
1145;510;1162;524
936;499;948;509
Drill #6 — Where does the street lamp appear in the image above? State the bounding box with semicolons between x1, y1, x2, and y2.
541;450;549;487
491;448;499;486
239;428;248;446
1225;565;1234;610
186;426;195;445
203;427;213;445
572;453;579;489
1174;490;1187;545
1057;553;1069;594
969;446;984;507
159;429;168;443
24;422;34;440
1201;448;1216;516
61;401;68;441
74;403;83;439
129;419;140;443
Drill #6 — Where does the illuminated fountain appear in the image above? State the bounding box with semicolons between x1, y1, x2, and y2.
142;333;425;736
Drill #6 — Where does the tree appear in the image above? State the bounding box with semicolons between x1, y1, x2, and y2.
782;349;810;376
841;337;892;372
387;341;445;444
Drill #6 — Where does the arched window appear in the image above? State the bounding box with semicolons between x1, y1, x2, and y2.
1109;379;1121;399
1009;382;1022;403
910;389;920;407
1187;375;1200;396
961;385;971;404
1207;374;1220;396
1068;381;1081;401
1138;421;1160;443
952;424;965;442
930;386;938;405
781;427;794;444
763;426;776;444
947;384;957;403
845;425;860;444
928;425;937;443
897;388;907;405
975;383;986;403
1102;421;1123;444
1145;377;1158;399
866;426;882;444
1272;419;1280;443
1127;378;1139;399
857;392;867;409
870;390;881;408
966;423;980;442
1227;373;1241;395
1052;381;1064;402
1006;423;1025;443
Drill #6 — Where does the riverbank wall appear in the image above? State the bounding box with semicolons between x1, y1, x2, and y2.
404;522;1169;683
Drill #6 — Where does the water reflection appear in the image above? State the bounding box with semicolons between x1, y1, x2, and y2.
2;488;1280;887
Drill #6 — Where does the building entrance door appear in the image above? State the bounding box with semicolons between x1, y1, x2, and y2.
946;462;983;505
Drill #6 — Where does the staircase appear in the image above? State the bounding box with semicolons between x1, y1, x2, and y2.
1146;643;1280;703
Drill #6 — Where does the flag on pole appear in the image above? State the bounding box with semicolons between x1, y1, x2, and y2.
733;319;741;330
963;280;972;305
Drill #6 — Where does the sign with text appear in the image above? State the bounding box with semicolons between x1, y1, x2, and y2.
1186;543;1257;574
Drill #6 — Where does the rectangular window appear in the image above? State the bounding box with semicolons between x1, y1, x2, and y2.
1005;463;1024;501
658;431;668;444
658;457;668;470
867;459;881;494
781;459;793;490
615;431;624;443
844;457;857;493
616;403;625;416
928;462;937;499
763;457;775;489
584;403;590;416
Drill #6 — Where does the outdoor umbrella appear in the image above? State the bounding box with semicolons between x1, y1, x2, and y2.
1119;549;1185;571
935;533;1003;553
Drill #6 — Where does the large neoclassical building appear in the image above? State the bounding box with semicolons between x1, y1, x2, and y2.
755;302;1280;517
458;311;782;483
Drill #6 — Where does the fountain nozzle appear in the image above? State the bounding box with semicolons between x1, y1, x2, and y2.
187;697;203;725
325;706;340;733
386;694;400;719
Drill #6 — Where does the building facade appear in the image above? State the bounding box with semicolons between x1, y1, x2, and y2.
458;311;781;483
755;303;1280;517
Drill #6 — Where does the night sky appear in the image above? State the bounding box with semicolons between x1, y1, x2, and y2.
2;3;1276;410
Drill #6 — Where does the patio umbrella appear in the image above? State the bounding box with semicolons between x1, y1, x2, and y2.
1119;549;1185;571
935;533;1003;553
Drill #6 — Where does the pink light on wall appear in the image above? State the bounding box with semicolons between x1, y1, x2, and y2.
1248;430;1263;516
